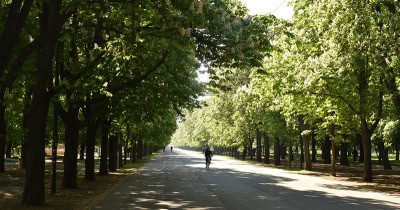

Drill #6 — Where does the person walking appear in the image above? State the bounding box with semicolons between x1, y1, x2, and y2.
205;147;213;169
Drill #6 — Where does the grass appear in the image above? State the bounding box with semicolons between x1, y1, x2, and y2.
0;154;155;210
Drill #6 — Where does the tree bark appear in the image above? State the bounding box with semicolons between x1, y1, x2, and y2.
5;141;12;158
256;128;262;162
109;135;118;172
274;137;281;166
131;136;137;162
99;119;110;175
340;142;349;166
323;136;331;164
360;120;373;182
357;134;364;163
62;107;79;188
297;115;304;169
84;102;98;181
79;143;85;160
263;132;270;164
118;143;123;168
311;131;317;162
124;136;128;165
304;134;312;171
340;141;350;166
137;135;143;159
0;105;6;172
22;1;67;204
376;140;392;170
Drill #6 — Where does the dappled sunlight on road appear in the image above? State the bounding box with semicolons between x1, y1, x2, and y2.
94;148;400;210
180;148;400;209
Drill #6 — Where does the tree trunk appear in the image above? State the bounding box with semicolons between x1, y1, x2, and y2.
99;119;110;175
21;1;65;203
376;140;392;170
0;105;6;172
256;128;262;162
323;136;331;164
137;135;143;159
109;135;118;172
21;97;30;170
311;131;317;162
396;146;399;161
297;116;304;169
5;141;12;158
357;134;364;163
280;143;287;159
62;107;79;188
331;135;336;176
361;120;373;182
304;134;312;171
131;136;137;162
288;139;292;169
79;143;85;160
340;142;349;166
124;136;128;165
84;102;98;181
242;146;247;160
274;137;281;166
249;138;254;161
118;143;123;168
263;132;270;164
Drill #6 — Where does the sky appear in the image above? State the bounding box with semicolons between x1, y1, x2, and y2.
197;0;293;84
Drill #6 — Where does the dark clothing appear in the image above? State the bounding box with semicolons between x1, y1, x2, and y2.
205;150;213;157
205;150;213;163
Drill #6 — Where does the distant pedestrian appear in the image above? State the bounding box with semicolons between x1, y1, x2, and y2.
352;148;358;163
163;146;165;152
170;146;173;152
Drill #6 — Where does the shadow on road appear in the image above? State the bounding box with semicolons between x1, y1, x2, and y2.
94;149;400;210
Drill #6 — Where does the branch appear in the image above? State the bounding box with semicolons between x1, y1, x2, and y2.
308;90;359;115
0;39;38;94
109;51;170;93
370;81;384;133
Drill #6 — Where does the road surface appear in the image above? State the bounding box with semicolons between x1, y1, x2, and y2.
93;148;400;209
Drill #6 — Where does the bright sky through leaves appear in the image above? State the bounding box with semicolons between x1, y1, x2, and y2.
197;0;293;85
239;0;293;19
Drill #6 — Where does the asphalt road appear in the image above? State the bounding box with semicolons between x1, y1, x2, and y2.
93;148;400;210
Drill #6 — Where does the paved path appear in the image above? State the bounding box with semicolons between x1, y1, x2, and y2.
93;148;400;210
